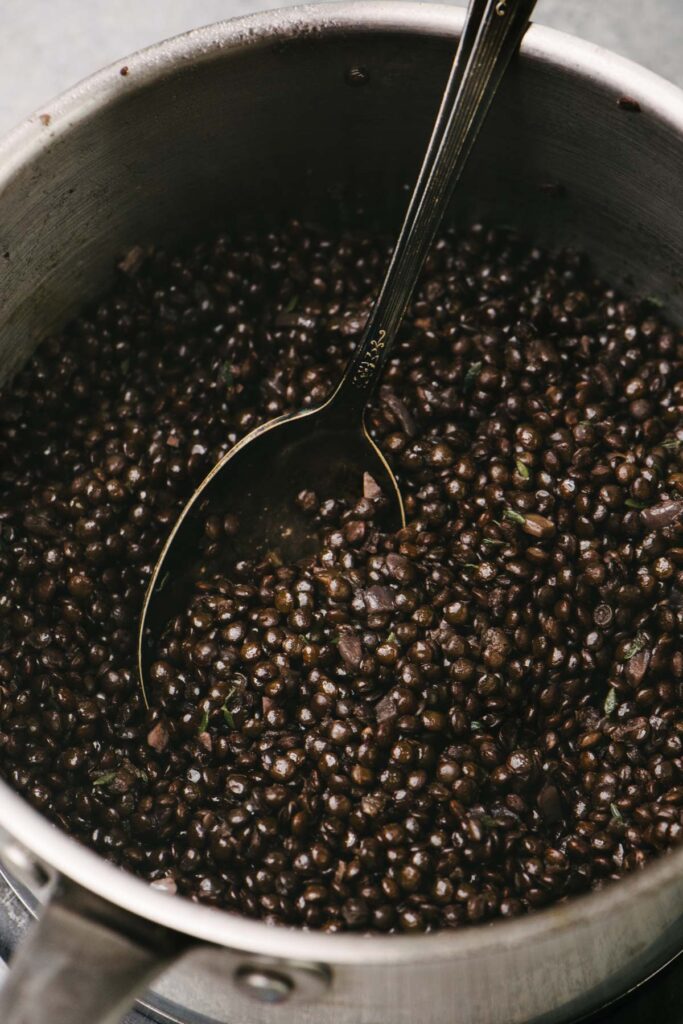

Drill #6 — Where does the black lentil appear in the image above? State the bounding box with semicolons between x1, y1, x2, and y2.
0;222;681;934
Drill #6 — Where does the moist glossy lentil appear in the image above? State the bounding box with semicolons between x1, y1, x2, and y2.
0;222;682;933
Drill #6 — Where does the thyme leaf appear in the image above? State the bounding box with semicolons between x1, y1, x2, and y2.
604;688;618;715
93;771;117;787
221;686;237;728
623;633;647;661
503;508;526;526
218;363;234;390
463;361;482;392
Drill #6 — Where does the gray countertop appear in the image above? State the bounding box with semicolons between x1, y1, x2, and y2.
1;0;682;138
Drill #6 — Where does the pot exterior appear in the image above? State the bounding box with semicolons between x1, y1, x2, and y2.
0;5;682;1024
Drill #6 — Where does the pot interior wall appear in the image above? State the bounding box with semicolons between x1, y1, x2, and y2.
0;14;681;387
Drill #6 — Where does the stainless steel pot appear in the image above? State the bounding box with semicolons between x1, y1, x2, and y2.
0;4;681;1024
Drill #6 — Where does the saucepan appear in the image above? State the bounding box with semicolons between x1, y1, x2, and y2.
0;4;681;1023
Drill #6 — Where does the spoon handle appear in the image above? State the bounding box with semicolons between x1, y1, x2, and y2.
330;0;537;414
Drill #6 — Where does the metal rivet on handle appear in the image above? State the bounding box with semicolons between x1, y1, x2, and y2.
234;966;294;1004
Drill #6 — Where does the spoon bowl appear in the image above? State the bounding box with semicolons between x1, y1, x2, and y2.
137;391;404;703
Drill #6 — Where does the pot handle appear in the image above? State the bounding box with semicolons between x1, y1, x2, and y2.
0;875;187;1024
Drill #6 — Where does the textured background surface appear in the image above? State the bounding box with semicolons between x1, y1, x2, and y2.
1;0;682;137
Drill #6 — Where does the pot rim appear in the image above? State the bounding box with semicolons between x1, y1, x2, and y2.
1;0;682;966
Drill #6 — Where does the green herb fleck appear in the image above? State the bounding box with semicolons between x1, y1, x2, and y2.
464;563;479;570
218;363;234;390
285;295;299;313
482;537;504;547
221;687;237;729
625;498;647;510
463;361;482;392
610;802;624;822
623;632;647;661
515;459;530;480
386;631;397;644
470;720;483;731
480;814;498;829
604;688;618;716
156;571;170;594
644;295;664;308
93;771;117;787
503;507;526;526
135;768;149;783
198;709;209;733
662;438;682;452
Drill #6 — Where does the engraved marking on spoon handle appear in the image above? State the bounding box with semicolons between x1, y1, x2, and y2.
351;330;387;389
333;0;537;414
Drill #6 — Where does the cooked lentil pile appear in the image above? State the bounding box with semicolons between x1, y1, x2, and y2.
1;222;682;933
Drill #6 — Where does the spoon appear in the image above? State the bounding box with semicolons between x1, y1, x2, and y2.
138;0;537;703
